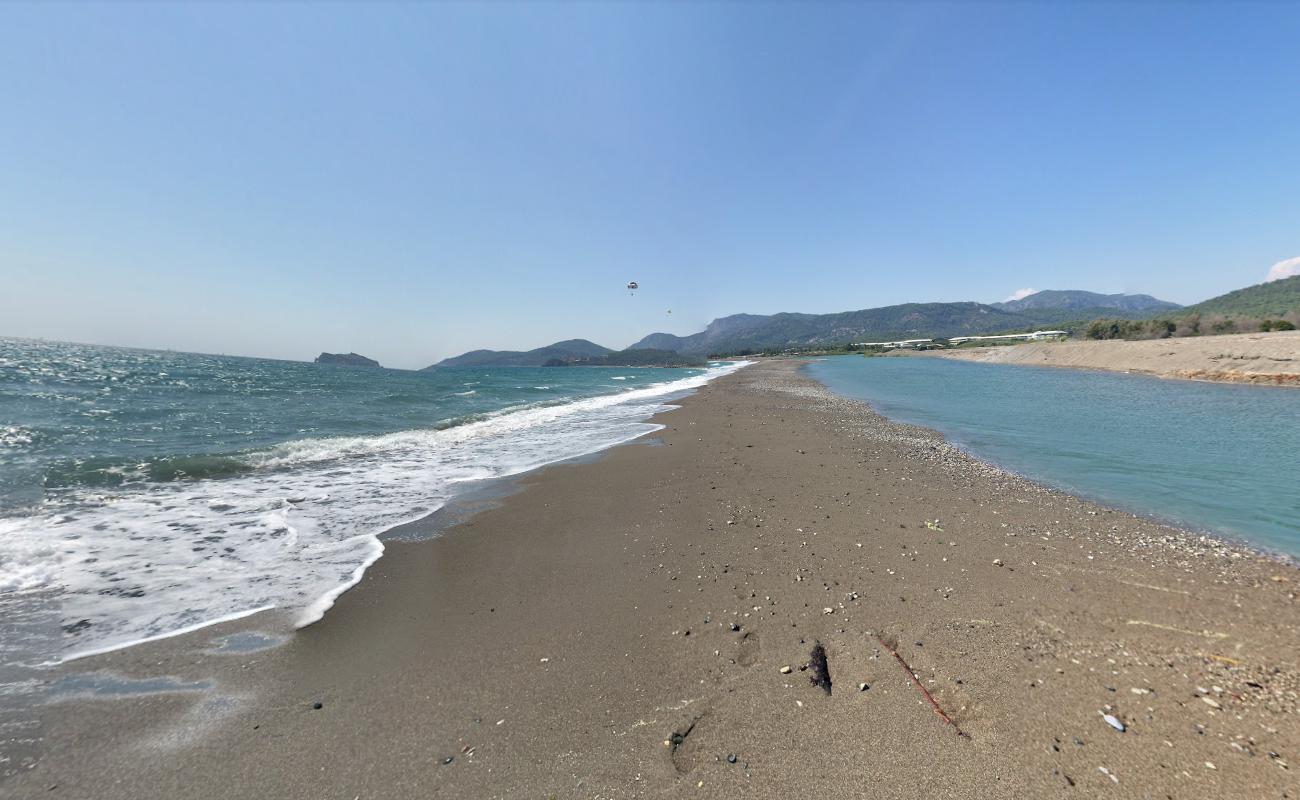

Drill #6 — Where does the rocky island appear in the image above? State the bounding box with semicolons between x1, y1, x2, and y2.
314;352;381;368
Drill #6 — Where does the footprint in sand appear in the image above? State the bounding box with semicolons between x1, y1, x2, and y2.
737;630;761;667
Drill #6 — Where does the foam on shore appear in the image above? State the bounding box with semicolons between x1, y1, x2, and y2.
3;361;748;662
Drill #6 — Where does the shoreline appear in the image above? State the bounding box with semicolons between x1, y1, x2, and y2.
12;361;1298;799
918;330;1300;386
56;358;1297;664
798;361;1299;568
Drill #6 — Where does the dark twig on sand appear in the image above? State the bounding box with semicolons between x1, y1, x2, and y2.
809;642;832;694
875;636;969;739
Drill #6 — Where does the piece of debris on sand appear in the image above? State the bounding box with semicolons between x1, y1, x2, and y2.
809;642;832;695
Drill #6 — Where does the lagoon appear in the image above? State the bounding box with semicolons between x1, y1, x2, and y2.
808;355;1300;557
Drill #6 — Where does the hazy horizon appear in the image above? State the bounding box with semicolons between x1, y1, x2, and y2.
3;3;1298;369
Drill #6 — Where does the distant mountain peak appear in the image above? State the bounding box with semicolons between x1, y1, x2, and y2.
1003;288;1040;302
993;290;1181;314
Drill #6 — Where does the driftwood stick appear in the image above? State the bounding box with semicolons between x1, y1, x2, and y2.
876;636;969;739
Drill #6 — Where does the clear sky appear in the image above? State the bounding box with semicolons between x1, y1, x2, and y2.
2;2;1298;369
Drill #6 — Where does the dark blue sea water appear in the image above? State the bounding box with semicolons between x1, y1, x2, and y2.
808;356;1300;557
0;338;742;658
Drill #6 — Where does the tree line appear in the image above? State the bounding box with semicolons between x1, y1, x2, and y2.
1082;313;1297;341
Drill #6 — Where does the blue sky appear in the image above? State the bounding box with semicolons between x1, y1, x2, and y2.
2;2;1298;368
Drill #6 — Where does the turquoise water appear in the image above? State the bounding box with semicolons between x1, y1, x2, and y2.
0;338;740;658
807;356;1300;557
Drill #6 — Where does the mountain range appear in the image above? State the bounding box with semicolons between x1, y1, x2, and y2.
428;280;1300;366
627;291;1181;357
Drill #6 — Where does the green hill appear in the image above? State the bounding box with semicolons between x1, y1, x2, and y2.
427;339;612;368
1176;275;1300;318
993;290;1181;315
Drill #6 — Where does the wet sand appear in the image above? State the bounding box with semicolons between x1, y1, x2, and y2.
928;330;1300;385
10;361;1299;799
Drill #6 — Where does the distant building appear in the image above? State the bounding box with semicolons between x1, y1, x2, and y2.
851;338;936;350
948;330;1067;345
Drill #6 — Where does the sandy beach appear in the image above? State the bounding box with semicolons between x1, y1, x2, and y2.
927;330;1300;385
11;361;1299;799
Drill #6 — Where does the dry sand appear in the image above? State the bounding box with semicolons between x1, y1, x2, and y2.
9;361;1299;799
928;330;1300;385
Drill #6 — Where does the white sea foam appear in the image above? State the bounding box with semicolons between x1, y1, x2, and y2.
0;527;60;593
1;425;37;447
1;361;747;661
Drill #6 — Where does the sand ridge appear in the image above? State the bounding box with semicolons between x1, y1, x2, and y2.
927;330;1300;385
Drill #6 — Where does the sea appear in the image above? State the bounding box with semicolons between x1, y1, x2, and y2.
807;355;1300;558
0;338;744;660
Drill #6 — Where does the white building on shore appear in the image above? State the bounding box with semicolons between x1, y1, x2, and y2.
851;338;937;350
948;330;1067;345
852;330;1067;350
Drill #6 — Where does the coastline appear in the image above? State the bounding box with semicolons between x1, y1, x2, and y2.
12;361;1298;799
920;330;1300;386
